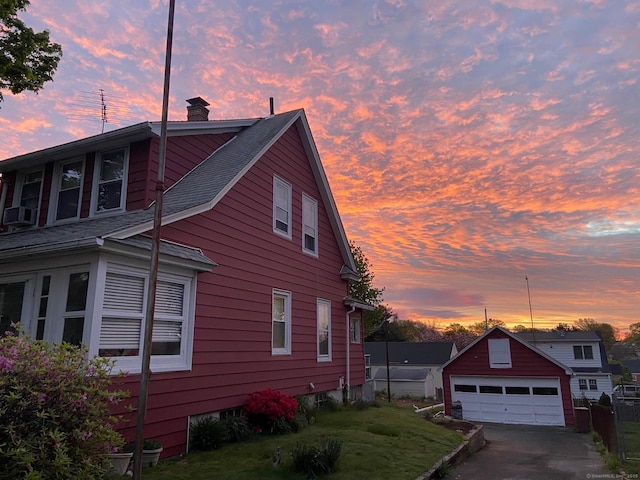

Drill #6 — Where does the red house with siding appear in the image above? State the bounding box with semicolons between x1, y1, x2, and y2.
442;327;575;428
0;99;371;456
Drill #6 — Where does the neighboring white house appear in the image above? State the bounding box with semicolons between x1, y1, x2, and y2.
517;330;613;401
364;342;458;400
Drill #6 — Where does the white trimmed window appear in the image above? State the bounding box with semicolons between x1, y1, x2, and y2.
15;169;44;223
98;264;194;373
302;194;318;256
92;148;128;214
317;298;331;361
589;379;598;391
272;289;291;355
273;176;292;239
51;158;85;222
350;317;361;343
488;338;512;368
579;379;588;390
573;345;594;360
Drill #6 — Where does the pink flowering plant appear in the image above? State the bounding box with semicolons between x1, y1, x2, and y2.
0;328;128;479
243;388;298;434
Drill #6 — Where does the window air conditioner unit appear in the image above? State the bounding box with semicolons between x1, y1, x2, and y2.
3;206;36;226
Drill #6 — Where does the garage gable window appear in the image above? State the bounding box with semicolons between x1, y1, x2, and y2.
488;338;512;368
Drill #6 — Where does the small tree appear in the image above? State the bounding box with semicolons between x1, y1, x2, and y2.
0;0;63;104
0;330;127;479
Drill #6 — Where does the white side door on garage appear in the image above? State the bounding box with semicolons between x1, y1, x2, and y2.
450;376;565;426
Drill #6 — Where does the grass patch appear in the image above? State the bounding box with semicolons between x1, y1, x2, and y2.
139;402;462;479
619;422;640;475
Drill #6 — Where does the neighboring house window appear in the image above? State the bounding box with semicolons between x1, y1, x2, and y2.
589;379;598;391
92;148;128;213
273;176;292;238
302;194;318;256
350;317;361;343
272;289;291;355
52;158;84;221
573;345;594;360
488;338;512;368
17;169;43;221
98;264;194;373
317;298;331;361
579;379;588;390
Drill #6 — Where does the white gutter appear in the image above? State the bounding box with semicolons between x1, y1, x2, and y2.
345;305;356;399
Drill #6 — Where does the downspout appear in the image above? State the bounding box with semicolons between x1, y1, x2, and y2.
345;305;356;400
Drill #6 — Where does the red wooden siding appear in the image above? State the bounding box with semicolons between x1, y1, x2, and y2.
442;329;575;427
112;123;362;457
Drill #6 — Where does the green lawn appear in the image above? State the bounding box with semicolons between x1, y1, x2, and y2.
620;422;640;475
139;403;463;480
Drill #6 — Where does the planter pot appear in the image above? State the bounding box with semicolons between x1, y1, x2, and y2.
106;452;133;476
142;447;163;467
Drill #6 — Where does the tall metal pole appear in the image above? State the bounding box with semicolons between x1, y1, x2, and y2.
132;1;175;478
525;276;534;330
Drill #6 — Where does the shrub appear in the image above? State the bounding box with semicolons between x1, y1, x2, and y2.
219;415;252;443
190;417;225;451
244;388;298;434
291;437;342;478
0;330;127;479
143;439;162;450
295;394;315;421
598;392;612;407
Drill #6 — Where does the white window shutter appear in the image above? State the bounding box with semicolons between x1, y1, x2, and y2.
104;272;145;312
99;317;141;349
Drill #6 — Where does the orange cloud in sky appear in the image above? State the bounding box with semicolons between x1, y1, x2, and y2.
4;0;640;334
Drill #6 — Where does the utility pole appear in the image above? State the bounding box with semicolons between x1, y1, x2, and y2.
132;1;175;479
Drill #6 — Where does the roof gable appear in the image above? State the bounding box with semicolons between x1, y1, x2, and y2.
441;326;573;374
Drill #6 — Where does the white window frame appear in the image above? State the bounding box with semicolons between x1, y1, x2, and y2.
573;345;594;360
302;194;318;256
49;157;85;223
488;338;512;368
317;298;331;361
273;176;292;239
0;274;36;334
579;379;588;390
97;263;196;374
90;147;129;215
272;289;292;355
589;379;598;391
350;317;361;343
14;168;44;223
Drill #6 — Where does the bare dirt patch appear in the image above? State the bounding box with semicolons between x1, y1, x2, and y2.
428;417;477;436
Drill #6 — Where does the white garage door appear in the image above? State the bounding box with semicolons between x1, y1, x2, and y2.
450;376;565;426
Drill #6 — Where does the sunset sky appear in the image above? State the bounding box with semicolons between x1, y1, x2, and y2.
1;1;639;335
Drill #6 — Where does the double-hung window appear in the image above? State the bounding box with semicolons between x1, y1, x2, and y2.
272;289;291;355
589;379;598;391
302;194;318;256
92;148;128;213
17;169;43;222
317;298;331;361
98;264;194;372
579;379;588;390
350;317;361;343
273;176;292;239
52;158;84;221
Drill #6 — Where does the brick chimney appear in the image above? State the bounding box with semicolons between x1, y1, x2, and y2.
186;97;210;121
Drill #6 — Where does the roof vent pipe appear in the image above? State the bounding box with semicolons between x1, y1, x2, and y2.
269;97;274;116
186;97;210;121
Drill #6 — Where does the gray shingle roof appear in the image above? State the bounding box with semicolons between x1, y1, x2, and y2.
365;342;455;366
373;367;431;381
517;331;601;342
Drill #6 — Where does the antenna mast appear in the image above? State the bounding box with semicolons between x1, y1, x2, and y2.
100;89;107;133
525;276;534;330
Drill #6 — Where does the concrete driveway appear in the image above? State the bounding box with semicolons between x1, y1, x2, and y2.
451;423;610;480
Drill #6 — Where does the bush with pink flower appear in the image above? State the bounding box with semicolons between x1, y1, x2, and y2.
0;328;128;479
243;388;298;434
